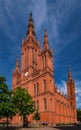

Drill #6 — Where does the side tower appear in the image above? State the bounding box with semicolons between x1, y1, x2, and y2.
66;69;77;122
12;58;21;90
43;29;53;72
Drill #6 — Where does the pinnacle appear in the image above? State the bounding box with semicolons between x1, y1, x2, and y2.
68;68;73;81
16;57;20;67
26;13;35;38
44;29;49;50
44;29;48;38
30;12;32;18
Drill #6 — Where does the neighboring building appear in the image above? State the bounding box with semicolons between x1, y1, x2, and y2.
12;13;77;126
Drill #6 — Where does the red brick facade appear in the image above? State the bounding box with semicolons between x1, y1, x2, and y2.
12;13;77;126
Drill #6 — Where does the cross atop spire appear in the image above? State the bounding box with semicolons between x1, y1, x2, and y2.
26;13;35;40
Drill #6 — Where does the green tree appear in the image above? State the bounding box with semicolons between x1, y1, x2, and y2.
33;110;40;127
77;109;81;122
12;86;35;127
0;75;16;127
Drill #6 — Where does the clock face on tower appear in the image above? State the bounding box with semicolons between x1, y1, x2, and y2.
24;72;29;77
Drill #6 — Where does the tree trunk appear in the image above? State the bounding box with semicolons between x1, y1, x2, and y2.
23;115;28;127
7;117;9;127
36;120;38;128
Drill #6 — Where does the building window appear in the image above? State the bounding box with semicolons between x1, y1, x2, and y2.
33;48;36;70
50;80;51;84
34;84;37;95
71;89;72;96
34;83;39;95
35;100;39;110
43;56;46;68
50;98;52;110
43;79;46;92
37;83;39;94
34;101;36;109
37;100;39;110
70;101;72;106
44;98;47;110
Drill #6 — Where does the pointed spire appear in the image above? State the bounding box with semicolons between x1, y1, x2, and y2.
44;29;49;49
44;29;48;42
15;57;20;73
26;13;35;40
68;68;72;81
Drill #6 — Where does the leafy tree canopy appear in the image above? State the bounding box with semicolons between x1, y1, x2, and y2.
0;75;16;127
0;75;16;121
77;109;81;122
33;110;40;121
12;86;35;116
12;86;35;127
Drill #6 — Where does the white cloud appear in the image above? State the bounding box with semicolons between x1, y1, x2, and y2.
33;0;48;31
56;80;67;95
75;80;81;96
48;0;81;55
0;0;48;41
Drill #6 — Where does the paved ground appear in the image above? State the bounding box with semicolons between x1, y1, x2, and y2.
17;128;60;130
0;125;81;130
53;125;81;130
0;127;60;130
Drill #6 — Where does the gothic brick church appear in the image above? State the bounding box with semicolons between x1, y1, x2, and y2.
12;13;77;126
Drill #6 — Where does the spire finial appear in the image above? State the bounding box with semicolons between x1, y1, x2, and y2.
26;13;35;40
68;68;72;76
30;12;32;17
30;12;32;20
44;29;47;36
68;67;73;80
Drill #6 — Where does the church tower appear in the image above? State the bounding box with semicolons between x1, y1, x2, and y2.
12;13;77;126
20;13;54;85
21;13;36;77
12;58;21;89
12;13;55;124
43;29;53;71
66;68;77;122
66;68;76;108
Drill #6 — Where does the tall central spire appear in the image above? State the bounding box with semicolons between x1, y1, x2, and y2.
26;13;35;40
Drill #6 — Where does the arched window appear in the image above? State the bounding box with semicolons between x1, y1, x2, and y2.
43;79;46;92
44;98;47;110
34;83;39;95
43;56;46;68
70;89;72;96
34;84;36;95
37;100;39;110
34;101;36;109
70;101;72;106
33;48;36;70
50;98;52;110
37;83;39;94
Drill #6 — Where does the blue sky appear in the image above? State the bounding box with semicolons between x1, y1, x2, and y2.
0;0;81;109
